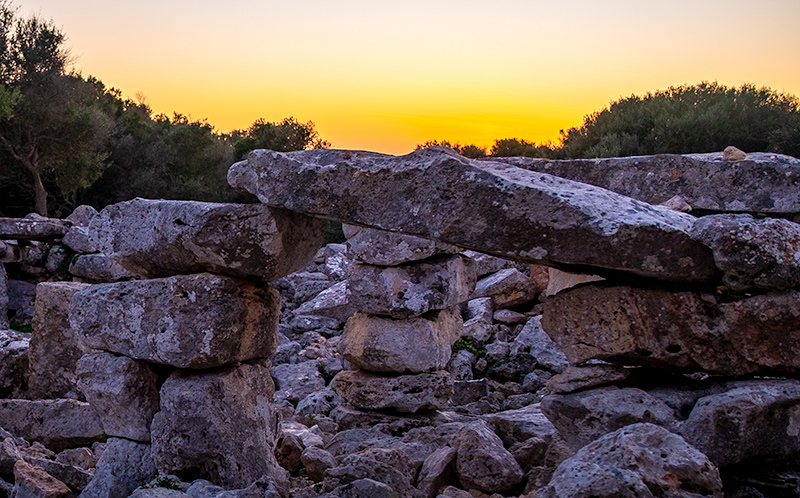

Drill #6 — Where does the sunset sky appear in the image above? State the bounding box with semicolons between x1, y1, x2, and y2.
14;0;800;155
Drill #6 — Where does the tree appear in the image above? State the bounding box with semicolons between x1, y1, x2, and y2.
0;2;113;216
489;138;557;158
414;140;487;159
232;116;330;160
559;82;800;159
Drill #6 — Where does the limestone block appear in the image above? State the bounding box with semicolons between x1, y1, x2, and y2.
150;360;280;489
342;308;462;374
79;438;156;498
453;421;524;493
470;268;538;308
0;263;7;330
331;370;452;413
345;227;458;266
0;217;70;241
0;329;28;399
28;282;91;400
68;254;133;283
347;256;476;319
228;147;716;282
89;198;324;280
70;273;280;369
11;460;72;498
0;399;103;451
75;352;160;442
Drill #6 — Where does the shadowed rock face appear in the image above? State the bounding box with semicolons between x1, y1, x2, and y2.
492;152;800;214
228;147;716;283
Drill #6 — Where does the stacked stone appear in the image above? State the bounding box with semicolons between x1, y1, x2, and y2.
535;213;800;495
330;227;477;420
66;199;325;497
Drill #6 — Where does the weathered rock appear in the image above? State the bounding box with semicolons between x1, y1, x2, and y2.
0;217;70;241
0;399;103;451
150;360;280;489
690;214;800;290
22;456;94;492
301;446;337;482
322;455;415;498
510;316;568;374
70;273;280;369
80;438;156;498
0;263;7;330
75;352;160;442
453;421;523;493
680;380;800;468
541;386;679;452
485;403;557;449
7;279;36;325
68;254;133;283
294;281;357;323
542;283;759;374
271;360;327;405
462;251;519;278
723;145;747;161
538;423;723;498
28;282;91;400
0;329;29;398
345;228;458;266
492;309;527;325
342;308;461;374
470;268;538;308
11;460;73;498
128;489;189;498
493;151;800;215
545;364;631;394
89;199;324;280
347;256;476;319
295;390;343;425
322;478;400;498
543;267;603;296
331;370;452;413
416;446;456;498
228;147;716;282
55;448;96;471
65;205;98;227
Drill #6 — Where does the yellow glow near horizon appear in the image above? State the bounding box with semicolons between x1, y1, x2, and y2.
14;0;800;154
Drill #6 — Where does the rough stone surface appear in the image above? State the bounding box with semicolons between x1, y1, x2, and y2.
470;268;538;308
0;399;103;451
271;360;327;405
331;370;452;413
347;256;476;319
453;421;523;493
690;214;800;290
294;281;357;323
544;267;603;296
63;226;97;254
68;254;133;283
545;364;631;394
342;308;462;374
485;404;558;449
723;145;747;162
0;217;70;241
542;283;759;375
493;151;800;215
0;329;29;399
541;386;680;452
229;147;716;282
80;438;156;498
0;264;7;330
70;273;280;369
510;316;568;374
75;352;160;442
301;446;337;482
538;423;723;498
89;198;324;280
150;360;280;489
322;455;415;498
11;460;73;498
28;282;91;400
65;205;98;227
680;379;800;468
345;228;458;266
8;280;36;325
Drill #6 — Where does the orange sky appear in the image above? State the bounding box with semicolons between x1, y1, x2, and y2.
15;0;800;155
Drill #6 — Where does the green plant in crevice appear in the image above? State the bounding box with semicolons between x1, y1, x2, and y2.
452;337;486;357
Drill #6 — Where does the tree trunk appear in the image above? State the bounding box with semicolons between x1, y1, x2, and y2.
31;169;47;217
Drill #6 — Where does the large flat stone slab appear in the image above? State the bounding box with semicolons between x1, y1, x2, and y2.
493;152;800;215
89;198;325;280
228;147;717;282
0;217;70;241
0;399;103;451
69;273;280;369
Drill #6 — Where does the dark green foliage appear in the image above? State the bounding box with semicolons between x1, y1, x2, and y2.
490;138;558;158
232;116;331;160
415;140;488;158
9;321;31;333
452;337;486;357
559;81;800;158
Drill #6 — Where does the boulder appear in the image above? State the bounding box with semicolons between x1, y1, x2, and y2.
322;455;415;498
0;217;70;241
271;360;327;405
150;360;281;489
89;198;324;280
545;364;631;394
331;370;452;413
680;379;800;468
28;282;91;400
70;273;280;369
75;352;160;442
0;264;7;329
321;477;401;498
485;403;557;449
538;423;723;498
453;421;523;493
21;455;93;492
11;460;72;498
347;256;476;319
690;214;800;290
65;205;98;227
0;329;29;399
493;151;800;215
470;268;538;308
301;446;337;482
228;147;716;282
68;254;133;283
540;386;680;452
509;316;568;374
294;281;357;323
342;308;461;374
345;228;458;266
0;399;103;451
416;446;456;498
80;438;156;498
7;279;35;326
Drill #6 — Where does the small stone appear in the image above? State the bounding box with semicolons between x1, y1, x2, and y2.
301;446;337;482
79;438;156;498
471;268;538;308
545;364;631;394
0;329;29;399
454;421;524;493
11;460;72;498
68;254;133;283
416;446;456;498
294;281;357;323
272;360;327;405
331;370;453;413
492;309;527;325
723;145;747;161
